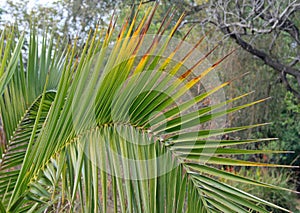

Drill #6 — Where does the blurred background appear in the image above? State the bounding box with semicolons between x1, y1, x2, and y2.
0;0;299;211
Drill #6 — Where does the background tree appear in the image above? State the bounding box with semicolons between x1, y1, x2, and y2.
178;0;300;100
0;5;296;212
0;0;299;210
2;0;119;38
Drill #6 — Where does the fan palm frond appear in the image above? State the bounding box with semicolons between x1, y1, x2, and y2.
0;3;296;212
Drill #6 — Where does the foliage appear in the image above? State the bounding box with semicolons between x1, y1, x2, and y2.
226;167;298;213
2;0;119;38
0;3;297;213
268;91;300;166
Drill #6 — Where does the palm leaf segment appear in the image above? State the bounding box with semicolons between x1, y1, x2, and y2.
0;3;295;212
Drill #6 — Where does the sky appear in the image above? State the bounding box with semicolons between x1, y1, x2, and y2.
0;0;54;8
0;0;56;25
0;0;55;18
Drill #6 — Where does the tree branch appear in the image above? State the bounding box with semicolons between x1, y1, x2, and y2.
221;26;300;77
221;26;300;99
253;1;300;44
281;70;300;99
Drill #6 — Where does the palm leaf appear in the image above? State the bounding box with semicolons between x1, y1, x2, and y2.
0;3;296;213
0;27;24;96
0;92;55;204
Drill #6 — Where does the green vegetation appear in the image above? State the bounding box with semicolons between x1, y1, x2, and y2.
0;1;299;212
226;167;298;213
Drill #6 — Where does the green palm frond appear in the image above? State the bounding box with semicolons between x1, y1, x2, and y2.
0;3;296;213
0;91;55;204
0;27;24;96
